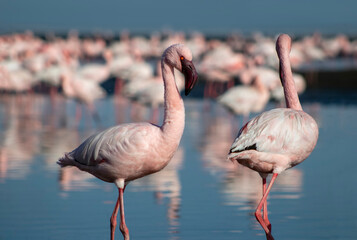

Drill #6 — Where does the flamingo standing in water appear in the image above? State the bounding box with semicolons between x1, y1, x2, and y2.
217;76;269;118
57;44;198;240
227;34;318;240
60;70;106;125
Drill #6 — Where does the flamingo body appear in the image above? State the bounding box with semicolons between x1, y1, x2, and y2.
61;73;106;104
77;63;110;83
60;122;178;183
229;108;318;174
218;81;269;116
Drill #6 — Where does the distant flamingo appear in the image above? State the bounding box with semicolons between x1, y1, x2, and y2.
60;70;106;125
199;42;244;97
57;44;198;240
227;34;318;240
76;63;110;83
218;76;269;118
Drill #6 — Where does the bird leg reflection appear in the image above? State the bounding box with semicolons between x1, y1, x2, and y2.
255;173;278;240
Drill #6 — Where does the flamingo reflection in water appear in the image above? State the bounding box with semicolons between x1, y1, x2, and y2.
131;147;183;230
200;115;239;174
40;126;100;193
57;44;198;240
222;168;303;225
0;95;41;181
228;34;318;240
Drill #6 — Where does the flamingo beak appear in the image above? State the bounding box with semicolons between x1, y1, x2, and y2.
181;58;198;96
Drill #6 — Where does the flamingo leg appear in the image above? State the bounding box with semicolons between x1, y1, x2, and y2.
255;173;278;240
119;187;130;240
262;177;272;232
115;77;124;95
110;188;120;240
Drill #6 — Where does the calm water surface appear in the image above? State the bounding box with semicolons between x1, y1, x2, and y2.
0;93;356;240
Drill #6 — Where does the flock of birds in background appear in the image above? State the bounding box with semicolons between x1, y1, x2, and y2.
2;30;352;240
0;31;355;120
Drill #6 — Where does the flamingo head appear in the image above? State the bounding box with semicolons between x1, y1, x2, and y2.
163;44;198;96
276;34;292;56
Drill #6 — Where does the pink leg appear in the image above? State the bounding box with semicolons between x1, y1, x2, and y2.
111;187;129;240
119;187;129;240
115;78;124;95
50;86;57;103
110;189;120;240
255;173;278;240
262;177;271;232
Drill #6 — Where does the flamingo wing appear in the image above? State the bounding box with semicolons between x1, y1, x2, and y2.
229;108;318;166
70;122;159;166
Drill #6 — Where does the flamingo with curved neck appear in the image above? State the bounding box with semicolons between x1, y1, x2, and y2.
228;34;318;240
57;44;198;240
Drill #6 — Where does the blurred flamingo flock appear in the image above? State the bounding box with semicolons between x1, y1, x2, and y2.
1;31;357;107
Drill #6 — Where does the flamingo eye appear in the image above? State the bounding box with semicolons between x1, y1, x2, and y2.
180;56;184;60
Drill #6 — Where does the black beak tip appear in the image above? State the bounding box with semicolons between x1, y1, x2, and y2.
185;89;190;96
181;58;198;96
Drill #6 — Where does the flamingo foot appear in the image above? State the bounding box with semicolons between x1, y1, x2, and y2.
120;224;130;240
255;211;273;238
265;232;275;240
267;222;272;232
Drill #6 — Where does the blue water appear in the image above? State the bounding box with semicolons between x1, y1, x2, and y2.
0;93;356;240
1;0;357;35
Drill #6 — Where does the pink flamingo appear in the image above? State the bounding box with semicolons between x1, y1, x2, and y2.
60;70;106;125
57;44;198;240
227;34;319;240
217;76;269;118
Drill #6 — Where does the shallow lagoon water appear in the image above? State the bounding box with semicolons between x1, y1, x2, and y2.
0;92;356;240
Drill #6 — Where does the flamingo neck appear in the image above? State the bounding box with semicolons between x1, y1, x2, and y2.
279;53;302;111
160;60;185;141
